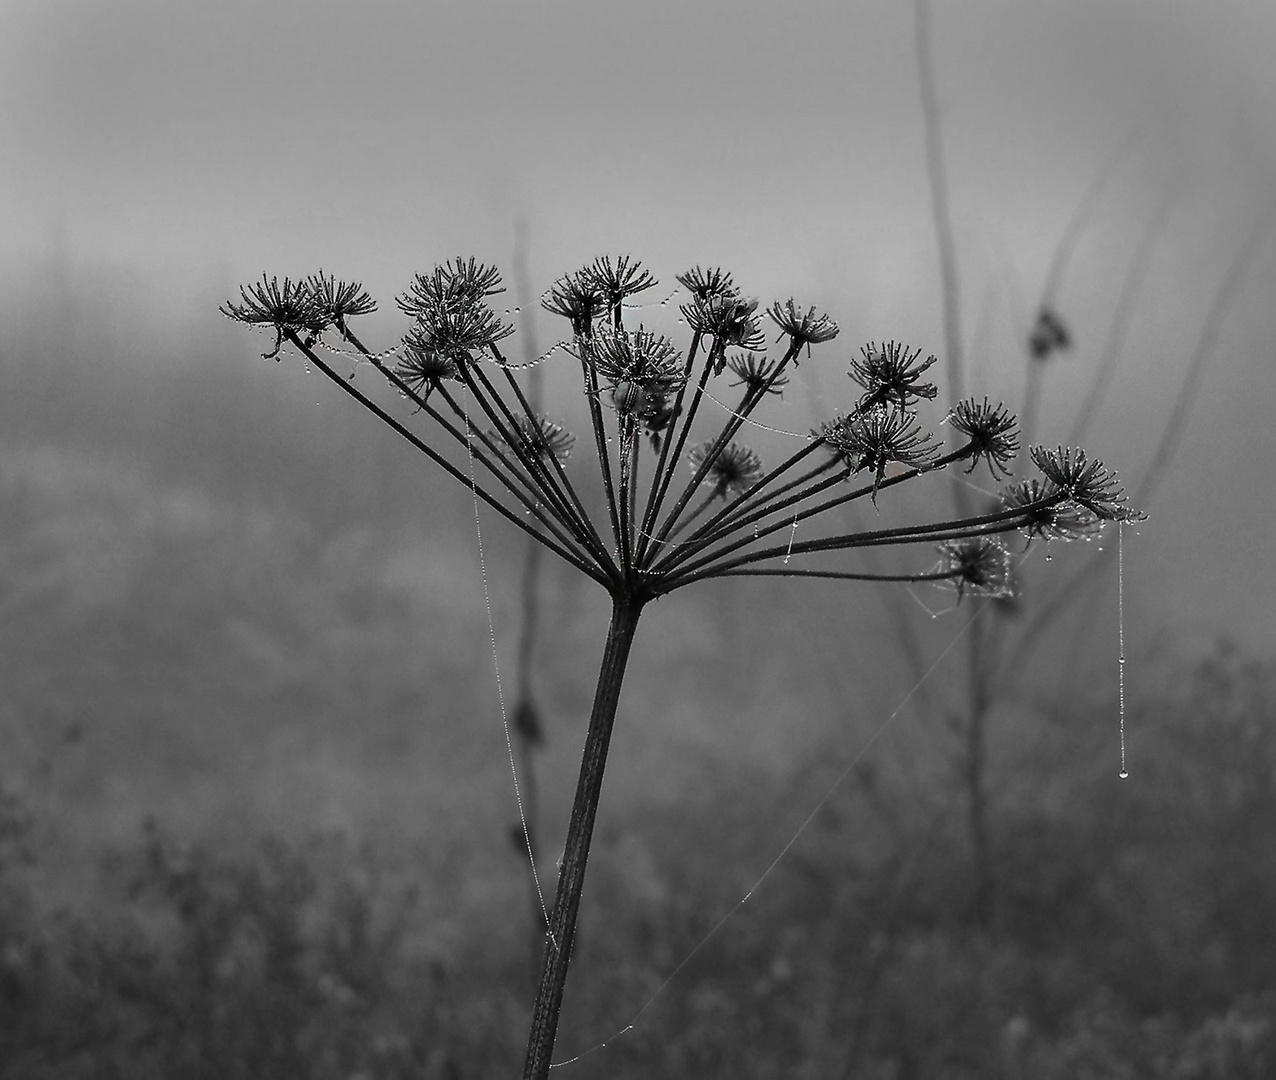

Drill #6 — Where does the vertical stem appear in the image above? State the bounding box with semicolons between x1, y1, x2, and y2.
522;594;645;1080
915;0;963;410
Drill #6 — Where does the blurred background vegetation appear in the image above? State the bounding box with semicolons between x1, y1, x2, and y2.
2;250;1274;1077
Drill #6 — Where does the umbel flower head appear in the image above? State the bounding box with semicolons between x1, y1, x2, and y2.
767;299;840;354
848;341;939;411
819;405;941;504
392;342;460;398
542;256;657;335
683;292;765;354
401;302;514;364
726;352;788;396
688;440;763;498
498;414;575;465
947;397;1020;480
398;259;514;362
1029;445;1144;523
543;270;605;337
1000;478;1103;541
306;272;377;328
220;275;331;358
585;255;656;310
936;536;1014;600
676;265;736;302
398;257;504;317
591;328;684;418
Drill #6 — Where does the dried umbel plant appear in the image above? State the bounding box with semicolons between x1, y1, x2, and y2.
222;255;1143;1078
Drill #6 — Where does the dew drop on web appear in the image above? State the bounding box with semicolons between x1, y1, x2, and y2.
1117;521;1129;780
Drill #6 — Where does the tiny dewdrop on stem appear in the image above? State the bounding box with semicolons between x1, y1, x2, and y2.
220;255;1145;1080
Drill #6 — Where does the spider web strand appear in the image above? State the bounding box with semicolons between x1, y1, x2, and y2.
549;603;984;1069
461;388;555;937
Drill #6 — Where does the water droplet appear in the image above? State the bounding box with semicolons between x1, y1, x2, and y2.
1118;770;1129;780
752;523;759;538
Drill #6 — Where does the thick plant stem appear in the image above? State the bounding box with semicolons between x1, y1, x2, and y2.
522;594;645;1080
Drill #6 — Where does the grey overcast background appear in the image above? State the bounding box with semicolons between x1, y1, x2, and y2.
4;0;1275;650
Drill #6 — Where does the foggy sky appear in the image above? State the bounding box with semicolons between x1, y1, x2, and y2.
3;0;1276;650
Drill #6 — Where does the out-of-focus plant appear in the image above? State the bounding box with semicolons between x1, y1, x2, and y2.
909;0;1274;936
222;254;1142;1077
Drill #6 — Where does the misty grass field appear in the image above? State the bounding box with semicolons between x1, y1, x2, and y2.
3;251;1275;1077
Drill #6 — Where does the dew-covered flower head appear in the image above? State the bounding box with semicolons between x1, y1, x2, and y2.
392;343;460;398
398;259;514;361
498;413;575;465
767;299;839;355
676;266;736;303
848;341;939;412
398;258;504;319
1029;445;1143;523
591;328;685;418
543;269;605;337
306;272;377;327
726;352;788;396
683;293;765;352
689;440;763;498
819;405;941;504
220;275;330;358
999;478;1102;541
947;397;1019;480
936;536;1014;600
584;255;656;310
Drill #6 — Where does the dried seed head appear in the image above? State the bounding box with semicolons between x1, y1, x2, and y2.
947;397;1020;480
220;275;330;358
498;414;575;464
683;293;765;351
591;328;685;404
543;270;605;337
726;352;788;396
306;272;377;326
936;537;1014;601
397;259;514;361
999;478;1102;541
819;405;941;505
392;343;460;397
676;266;736;302
1029;445;1144;523
848;341;939;411
584;255;656;308
688;440;764;498
767;299;840;354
